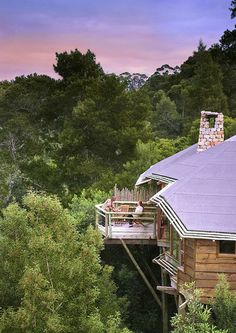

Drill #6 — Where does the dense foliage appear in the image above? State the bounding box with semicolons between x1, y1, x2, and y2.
171;276;236;333
0;192;130;333
0;22;236;206
171;286;227;333
211;274;236;333
0;5;236;332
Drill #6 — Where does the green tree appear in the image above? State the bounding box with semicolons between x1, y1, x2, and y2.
168;80;191;119
115;137;188;188
53;49;104;80
0;192;130;333
230;0;236;19
171;288;227;333
211;27;236;116
0;74;64;205
211;274;236;333
190;47;228;116
57;75;152;196
69;189;108;232
152;90;182;137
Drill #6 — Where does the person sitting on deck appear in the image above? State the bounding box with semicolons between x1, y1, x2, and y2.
129;201;144;227
102;195;117;212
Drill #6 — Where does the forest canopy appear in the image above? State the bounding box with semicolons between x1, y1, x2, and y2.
0;24;236;206
0;6;236;332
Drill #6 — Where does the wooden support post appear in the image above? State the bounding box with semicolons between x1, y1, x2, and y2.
157;207;161;239
161;268;169;333
153;214;156;239
120;238;162;310
178;294;187;315
170;225;173;255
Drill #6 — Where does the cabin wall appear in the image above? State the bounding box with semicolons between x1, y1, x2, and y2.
194;239;236;303
176;238;236;303
177;239;196;289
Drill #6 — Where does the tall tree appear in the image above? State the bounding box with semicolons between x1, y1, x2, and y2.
152;90;182;138
211;274;236;333
230;0;236;19
115;137;188;188
53;49;104;80
210;26;236;116
57;74;152;196
0;192;130;333
189;45;228;116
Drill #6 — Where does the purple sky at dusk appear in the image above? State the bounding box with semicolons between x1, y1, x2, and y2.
0;0;235;80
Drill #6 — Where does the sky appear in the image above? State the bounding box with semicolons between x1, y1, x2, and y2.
0;0;235;80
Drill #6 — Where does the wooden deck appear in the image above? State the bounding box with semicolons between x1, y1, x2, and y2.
97;221;156;240
95;202;157;243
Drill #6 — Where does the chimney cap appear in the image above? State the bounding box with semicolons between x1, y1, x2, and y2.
201;111;222;116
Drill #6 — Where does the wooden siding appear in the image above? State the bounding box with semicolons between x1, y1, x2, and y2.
177;239;236;302
177;239;196;290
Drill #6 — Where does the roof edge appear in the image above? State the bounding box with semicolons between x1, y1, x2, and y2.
151;194;236;241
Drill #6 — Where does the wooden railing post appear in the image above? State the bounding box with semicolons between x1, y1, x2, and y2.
153;214;156;239
108;213;112;238
161;268;169;333
105;213;108;237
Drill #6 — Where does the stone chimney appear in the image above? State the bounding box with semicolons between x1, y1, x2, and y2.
197;111;224;152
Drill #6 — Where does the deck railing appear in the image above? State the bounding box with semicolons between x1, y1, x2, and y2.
114;185;156;202
95;201;157;239
153;251;179;276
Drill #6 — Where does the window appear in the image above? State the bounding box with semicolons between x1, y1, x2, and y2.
170;226;181;262
219;240;236;254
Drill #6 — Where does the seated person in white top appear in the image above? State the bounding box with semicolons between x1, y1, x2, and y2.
129;201;144;227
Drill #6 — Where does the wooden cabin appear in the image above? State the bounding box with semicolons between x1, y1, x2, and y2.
137;111;236;303
96;111;236;309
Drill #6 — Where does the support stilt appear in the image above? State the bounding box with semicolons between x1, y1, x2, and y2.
135;244;161;286
120;238;162;309
161;268;169;333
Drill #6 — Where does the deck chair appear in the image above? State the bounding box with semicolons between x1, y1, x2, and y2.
115;204;130;224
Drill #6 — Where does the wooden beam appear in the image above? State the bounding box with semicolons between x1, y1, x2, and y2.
156;286;178;295
157;240;170;247
104;239;157;245
120;238;162;310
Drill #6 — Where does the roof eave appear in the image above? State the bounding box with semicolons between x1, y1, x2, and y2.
151;194;236;241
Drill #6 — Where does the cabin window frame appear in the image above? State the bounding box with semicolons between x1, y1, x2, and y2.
180;238;185;268
217;240;236;257
170;225;185;268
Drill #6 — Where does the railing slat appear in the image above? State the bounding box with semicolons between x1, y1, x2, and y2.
114;185;156;202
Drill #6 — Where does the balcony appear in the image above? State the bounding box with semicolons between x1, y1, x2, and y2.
95;201;157;244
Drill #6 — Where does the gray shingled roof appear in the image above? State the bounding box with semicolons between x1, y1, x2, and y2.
137;136;236;238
